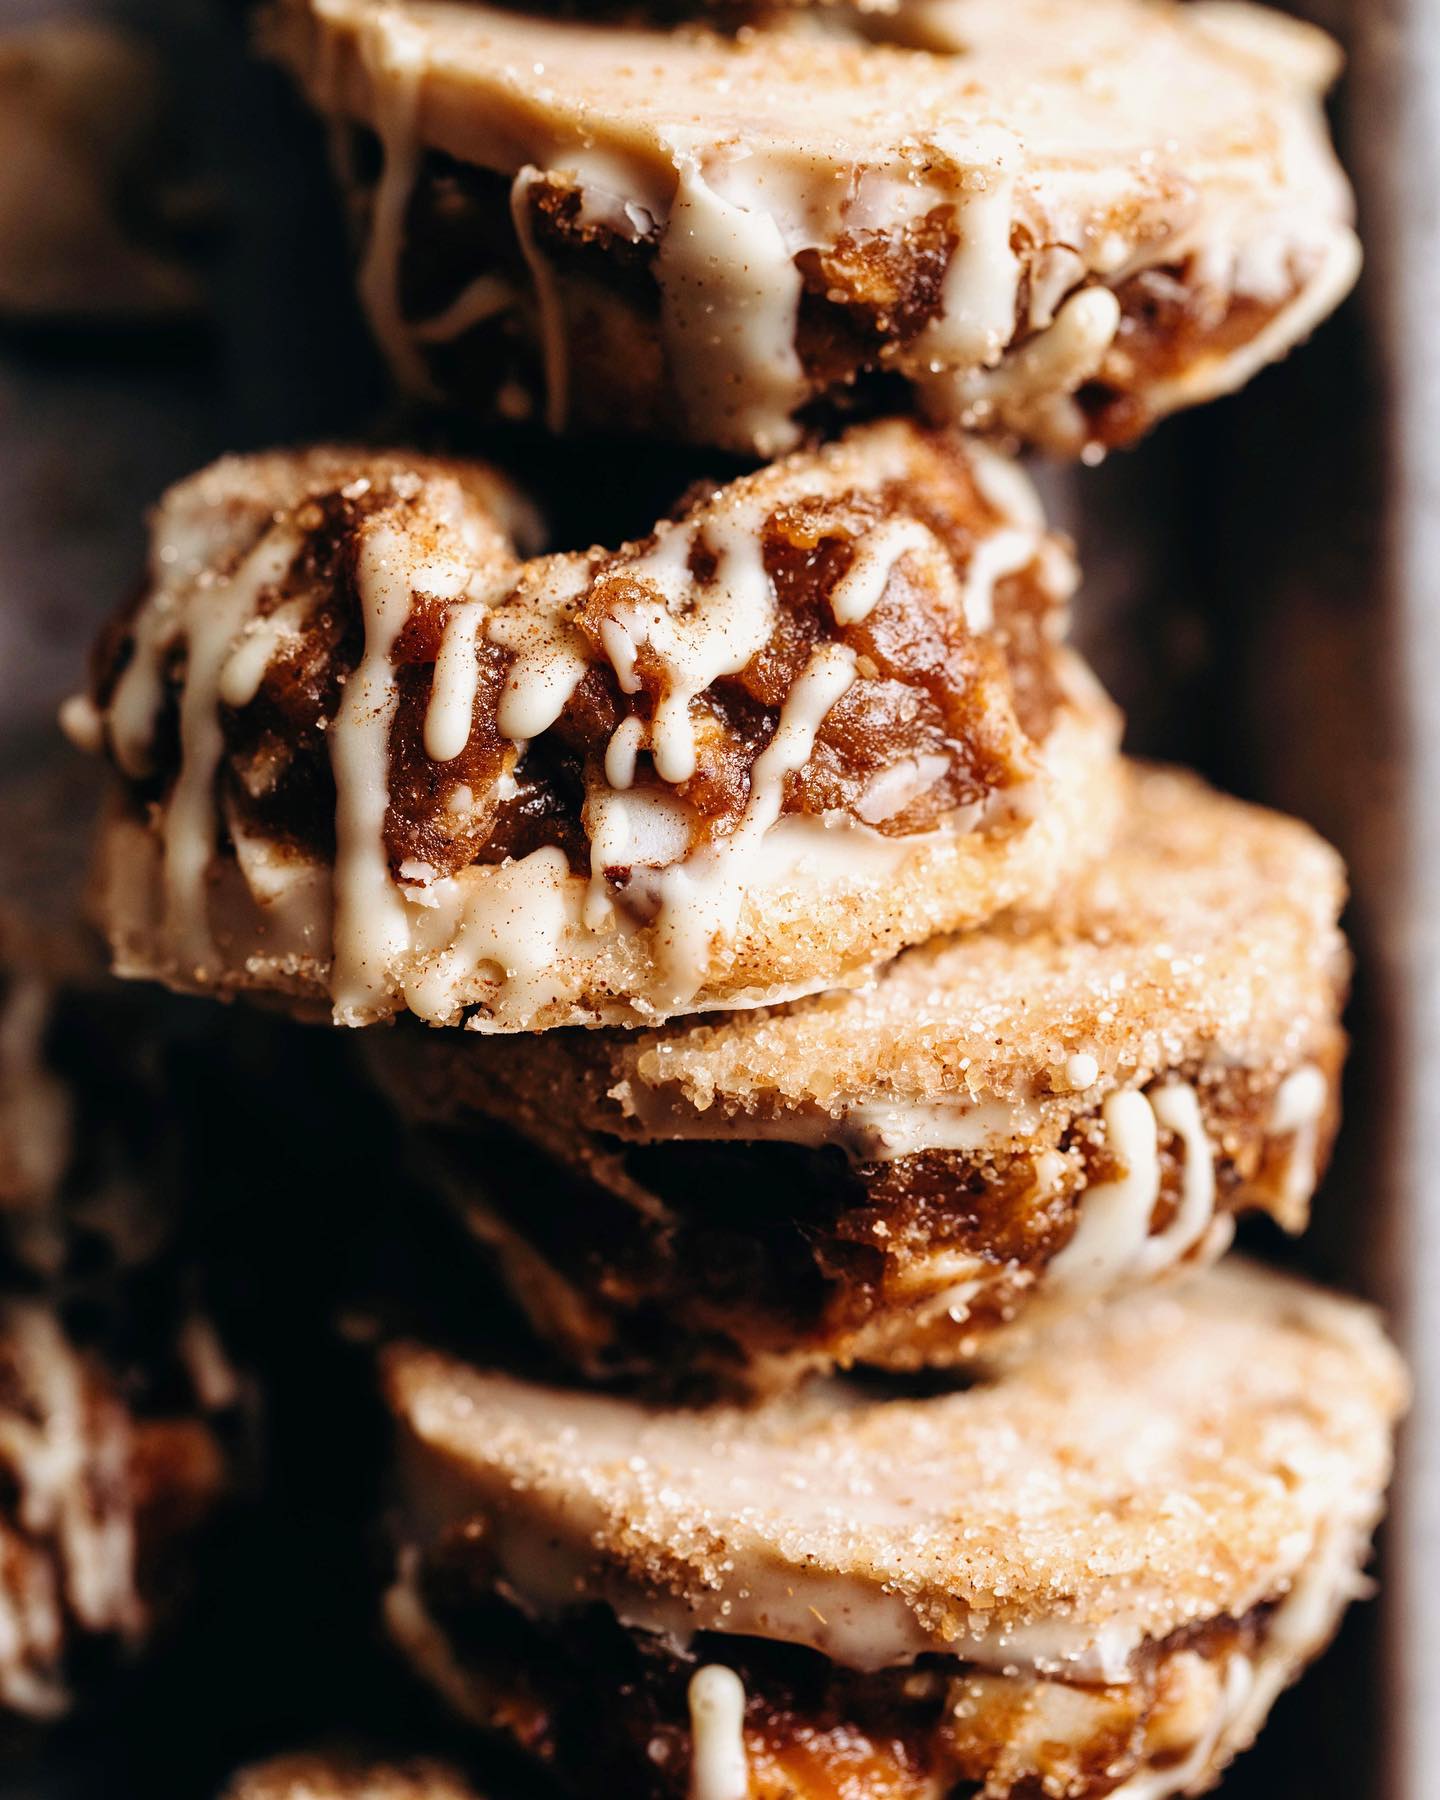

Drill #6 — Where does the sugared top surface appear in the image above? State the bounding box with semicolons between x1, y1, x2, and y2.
387;1261;1405;1677
271;0;1355;452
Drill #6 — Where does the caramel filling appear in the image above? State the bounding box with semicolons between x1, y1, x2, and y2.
421;1048;1340;1389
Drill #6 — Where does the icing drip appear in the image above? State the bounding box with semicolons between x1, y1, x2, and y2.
827;520;938;627
957;527;1043;633
330;512;472;1022
423;552;538;763
423;598;490;762
604;715;645;791
645;643;857;1005
511;167;570;432
585;786;693;932
594;510;778;786
917;132;1022;371
218;596;313;710
353;16;431;394
0;1305;140;1718
162;527;300;978
487;584;591;742
656;152;807;458
957;287;1122;431
411;272;514;345
1268;1062;1328;1223
687;1665;750;1800
1136;1083;1219;1276
403;845;581;1025
1047;1082;1217;1296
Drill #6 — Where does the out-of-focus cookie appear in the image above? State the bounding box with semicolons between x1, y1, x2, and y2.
0;1297;238;1723
221;1751;483;1800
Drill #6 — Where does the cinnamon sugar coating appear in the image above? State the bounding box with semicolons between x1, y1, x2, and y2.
382;1263;1405;1798
370;766;1349;1388
386;1263;1404;1667
222;1755;482;1800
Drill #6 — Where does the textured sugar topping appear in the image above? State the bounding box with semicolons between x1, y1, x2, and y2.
618;764;1348;1116
387;1262;1405;1676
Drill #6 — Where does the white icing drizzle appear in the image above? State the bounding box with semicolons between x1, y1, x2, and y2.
425;551;538;764
383;1548;498;1730
827;520;938;627
594;509;778;787
353;15;432;394
958;286;1123;431
646;643;857;1005
1047;1082;1216;1296
1135;1083;1217;1276
604;715;646;790
162;527;300;977
1268;1061;1329;1223
402;845;580;1025
0;1305;141;1719
655;151;807;458
957;526;1042;633
916;131;1022;371
218;596;312;710
424;598;490;762
585;786;693;931
687;1665;750;1800
510;167;571;432
411;271;514;344
487;594;591;744
330;515;471;1022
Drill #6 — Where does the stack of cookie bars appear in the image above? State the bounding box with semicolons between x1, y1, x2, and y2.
39;0;1413;1794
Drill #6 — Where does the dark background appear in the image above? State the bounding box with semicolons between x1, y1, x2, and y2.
0;0;1430;1793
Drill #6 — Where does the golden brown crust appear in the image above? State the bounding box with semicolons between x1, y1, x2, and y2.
384;1262;1405;1672
221;1754;483;1800
78;424;1120;1030
369;765;1349;1388
382;1263;1405;1798
268;0;1357;455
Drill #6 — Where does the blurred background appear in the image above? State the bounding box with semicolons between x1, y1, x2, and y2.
0;0;1432;1793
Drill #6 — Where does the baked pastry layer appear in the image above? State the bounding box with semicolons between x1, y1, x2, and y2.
370;765;1348;1390
382;1262;1406;1799
72;424;1119;1030
268;0;1357;455
222;1754;482;1800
